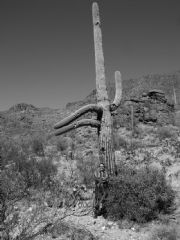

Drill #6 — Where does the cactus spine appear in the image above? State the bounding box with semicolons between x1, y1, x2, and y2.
54;2;122;176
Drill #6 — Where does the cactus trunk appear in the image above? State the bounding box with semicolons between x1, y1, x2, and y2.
92;2;116;175
54;2;122;176
99;109;116;175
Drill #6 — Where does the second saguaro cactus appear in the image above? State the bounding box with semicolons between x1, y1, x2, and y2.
54;2;122;176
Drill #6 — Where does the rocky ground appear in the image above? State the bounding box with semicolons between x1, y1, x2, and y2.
12;195;180;240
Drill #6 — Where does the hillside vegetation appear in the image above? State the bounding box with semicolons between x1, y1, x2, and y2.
1;70;180;240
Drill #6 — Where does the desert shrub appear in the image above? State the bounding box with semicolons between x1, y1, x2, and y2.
0;137;57;190
114;135;128;150
133;126;142;138
0;138;58;239
37;158;58;188
114;134;143;151
157;126;175;140
15;156;40;189
106;166;175;223
148;224;178;240
0;137;20;170
13;155;57;190
0;168;27;238
1;181;60;240
113;117;120;129
0;168;26;206
31;136;44;156
76;152;97;187
130;139;144;150
56;137;69;153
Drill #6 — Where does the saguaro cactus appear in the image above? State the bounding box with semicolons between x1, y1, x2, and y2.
54;2;122;175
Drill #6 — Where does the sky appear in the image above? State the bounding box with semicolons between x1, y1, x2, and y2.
0;0;180;110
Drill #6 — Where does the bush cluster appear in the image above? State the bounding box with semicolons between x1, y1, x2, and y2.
106;166;175;223
0;137;19;170
114;134;143;151
31;136;45;156
157;126;175;140
0;137;58;237
0;137;57;191
14;155;57;190
56;137;69;153
76;152;97;187
114;135;128;150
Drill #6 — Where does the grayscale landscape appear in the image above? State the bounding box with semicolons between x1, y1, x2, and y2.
0;1;180;240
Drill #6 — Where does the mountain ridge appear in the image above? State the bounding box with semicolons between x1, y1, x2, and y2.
0;70;179;138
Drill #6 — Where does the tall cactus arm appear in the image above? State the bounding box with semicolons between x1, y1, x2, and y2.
110;71;122;111
92;2;109;104
54;119;101;136
54;104;103;129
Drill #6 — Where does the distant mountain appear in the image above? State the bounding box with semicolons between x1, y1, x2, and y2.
8;103;39;113
0;102;65;138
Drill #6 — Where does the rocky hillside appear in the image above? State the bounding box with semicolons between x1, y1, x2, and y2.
1;71;180;240
0;103;63;137
67;70;180;128
0;70;179;139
